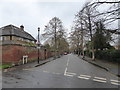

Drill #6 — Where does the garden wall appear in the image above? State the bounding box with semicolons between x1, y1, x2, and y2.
0;45;53;65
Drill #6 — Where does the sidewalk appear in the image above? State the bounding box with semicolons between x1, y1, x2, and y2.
3;57;54;72
79;55;120;77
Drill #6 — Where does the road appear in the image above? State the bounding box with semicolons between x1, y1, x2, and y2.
2;54;120;88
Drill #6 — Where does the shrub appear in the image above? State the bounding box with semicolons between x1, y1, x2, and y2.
84;50;92;58
95;50;120;62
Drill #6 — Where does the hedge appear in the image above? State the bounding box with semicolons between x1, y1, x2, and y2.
95;50;120;62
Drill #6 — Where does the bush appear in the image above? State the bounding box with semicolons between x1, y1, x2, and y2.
95;50;120;62
84;50;92;58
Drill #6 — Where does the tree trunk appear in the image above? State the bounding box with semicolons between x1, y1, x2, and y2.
92;49;95;60
88;11;95;60
54;18;57;59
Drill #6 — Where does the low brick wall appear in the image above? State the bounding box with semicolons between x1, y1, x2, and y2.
0;45;53;65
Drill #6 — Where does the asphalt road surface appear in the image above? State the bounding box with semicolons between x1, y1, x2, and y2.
2;54;120;88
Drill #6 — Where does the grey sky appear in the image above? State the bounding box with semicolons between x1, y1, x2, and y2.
0;0;118;43
0;0;87;39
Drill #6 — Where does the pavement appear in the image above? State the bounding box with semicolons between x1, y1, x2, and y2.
3;57;54;72
2;54;120;88
78;55;120;77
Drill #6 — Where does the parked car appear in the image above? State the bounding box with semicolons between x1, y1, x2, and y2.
64;52;67;55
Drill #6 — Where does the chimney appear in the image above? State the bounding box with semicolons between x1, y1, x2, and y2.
20;25;24;31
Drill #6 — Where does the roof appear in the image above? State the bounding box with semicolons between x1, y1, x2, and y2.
0;25;36;41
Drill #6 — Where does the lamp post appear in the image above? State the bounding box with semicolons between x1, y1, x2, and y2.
37;27;40;64
44;48;47;59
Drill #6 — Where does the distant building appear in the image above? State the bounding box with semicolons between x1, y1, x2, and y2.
0;24;36;46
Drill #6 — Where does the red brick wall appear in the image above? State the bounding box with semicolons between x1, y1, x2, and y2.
0;45;53;65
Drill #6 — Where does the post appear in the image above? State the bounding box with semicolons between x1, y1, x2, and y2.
54;17;57;59
44;48;47;59
38;27;40;64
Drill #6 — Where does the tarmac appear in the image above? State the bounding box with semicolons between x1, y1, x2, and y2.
79;55;120;78
2;54;120;78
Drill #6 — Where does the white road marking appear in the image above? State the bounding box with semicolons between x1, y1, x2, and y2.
110;79;120;86
66;72;76;75
64;73;74;77
67;56;69;67
43;70;49;73
78;76;90;80
80;74;91;78
110;79;120;83
111;82;120;86
94;77;106;80
64;67;67;75
64;56;69;75
93;79;107;83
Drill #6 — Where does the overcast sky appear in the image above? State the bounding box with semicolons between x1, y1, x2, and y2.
0;0;118;41
0;0;88;39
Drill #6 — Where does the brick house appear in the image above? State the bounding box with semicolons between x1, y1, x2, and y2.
0;25;52;65
0;25;36;46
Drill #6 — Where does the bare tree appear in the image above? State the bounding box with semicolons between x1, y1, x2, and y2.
72;0;119;60
43;17;67;58
73;2;100;60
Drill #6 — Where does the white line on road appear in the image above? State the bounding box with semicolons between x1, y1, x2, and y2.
66;72;76;75
80;74;91;78
93;79;107;83
43;70;49;73
64;55;69;75
111;82;120;86
67;56;69;67
78;76;90;80
64;71;76;77
64;73;74;77
94;77;106;80
110;79;120;83
64;67;67;75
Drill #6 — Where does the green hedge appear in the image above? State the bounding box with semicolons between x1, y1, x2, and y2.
95;50;120;62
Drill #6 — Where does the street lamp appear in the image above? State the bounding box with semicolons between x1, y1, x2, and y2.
44;47;47;59
37;27;40;64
